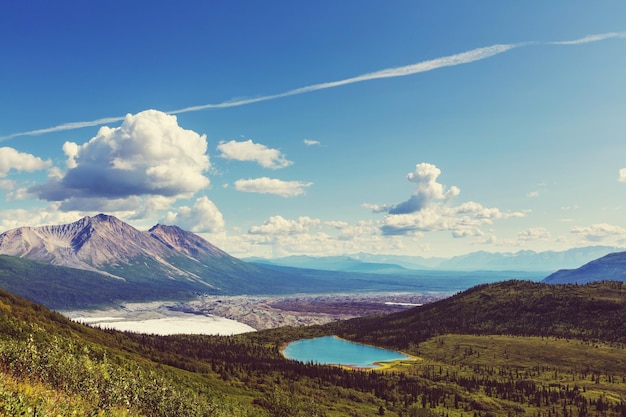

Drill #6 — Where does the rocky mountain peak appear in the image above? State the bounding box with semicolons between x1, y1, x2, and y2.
148;223;229;260
0;215;231;275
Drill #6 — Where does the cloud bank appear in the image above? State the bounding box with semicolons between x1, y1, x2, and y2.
571;223;626;243
249;216;320;235
3;31;623;142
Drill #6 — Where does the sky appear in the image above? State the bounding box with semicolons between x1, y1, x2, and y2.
1;1;626;259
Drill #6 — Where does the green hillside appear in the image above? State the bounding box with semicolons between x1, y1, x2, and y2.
0;255;201;309
2;281;626;416
331;280;626;348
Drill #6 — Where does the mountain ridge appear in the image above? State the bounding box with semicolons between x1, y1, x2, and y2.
0;214;266;295
247;245;622;273
543;251;626;284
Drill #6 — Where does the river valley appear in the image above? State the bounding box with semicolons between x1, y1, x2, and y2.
63;292;446;334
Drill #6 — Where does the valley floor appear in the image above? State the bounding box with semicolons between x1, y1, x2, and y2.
61;292;446;334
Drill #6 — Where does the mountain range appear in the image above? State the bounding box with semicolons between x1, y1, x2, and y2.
246;245;622;273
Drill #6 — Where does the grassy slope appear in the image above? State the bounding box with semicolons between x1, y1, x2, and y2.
1;280;626;416
0;254;201;309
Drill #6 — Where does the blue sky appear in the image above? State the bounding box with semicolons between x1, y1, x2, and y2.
1;1;626;258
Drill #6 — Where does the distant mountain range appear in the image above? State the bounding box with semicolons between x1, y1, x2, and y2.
246;245;622;273
543;251;626;284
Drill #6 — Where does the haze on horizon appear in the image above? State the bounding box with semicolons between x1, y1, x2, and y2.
1;1;626;259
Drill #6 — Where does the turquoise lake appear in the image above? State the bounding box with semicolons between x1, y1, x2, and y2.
282;336;410;369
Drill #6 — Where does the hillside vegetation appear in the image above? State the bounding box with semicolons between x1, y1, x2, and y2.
331;280;626;349
1;281;626;416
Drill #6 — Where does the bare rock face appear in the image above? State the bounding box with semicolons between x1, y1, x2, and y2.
149;224;230;261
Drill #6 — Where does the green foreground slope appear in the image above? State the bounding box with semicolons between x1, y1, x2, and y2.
1;281;626;416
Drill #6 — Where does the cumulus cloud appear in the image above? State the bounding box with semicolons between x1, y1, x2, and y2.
386;163;460;215
527;191;540;198
234;177;312;197
217;139;292;169
619;168;626;182
29;110;210;211
304;139;320;146
160;196;225;233
570;223;626;242
248;216;320;235
0;147;51;177
372;162;525;237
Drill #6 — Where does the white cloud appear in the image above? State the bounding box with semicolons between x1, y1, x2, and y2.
374;162;525;236
0;180;14;191
619;168;626;182
7;187;30;201
249;216;320;235
217;139;292;169
361;203;393;213
570;223;626;243
234;177;312;197
527;191;540;198
517;227;551;241
0;147;51;177
30;110;210;211
160;196;225;233
0;205;87;233
304;139;320;146
384;163;460;215
333;220;379;241
549;32;626;45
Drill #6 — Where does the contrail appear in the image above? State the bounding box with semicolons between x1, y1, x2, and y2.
2;31;624;142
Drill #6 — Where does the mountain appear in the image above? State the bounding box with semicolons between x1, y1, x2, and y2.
0;214;265;292
543;251;626;284
437;246;622;271
247;255;412;274
251;246;622;273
